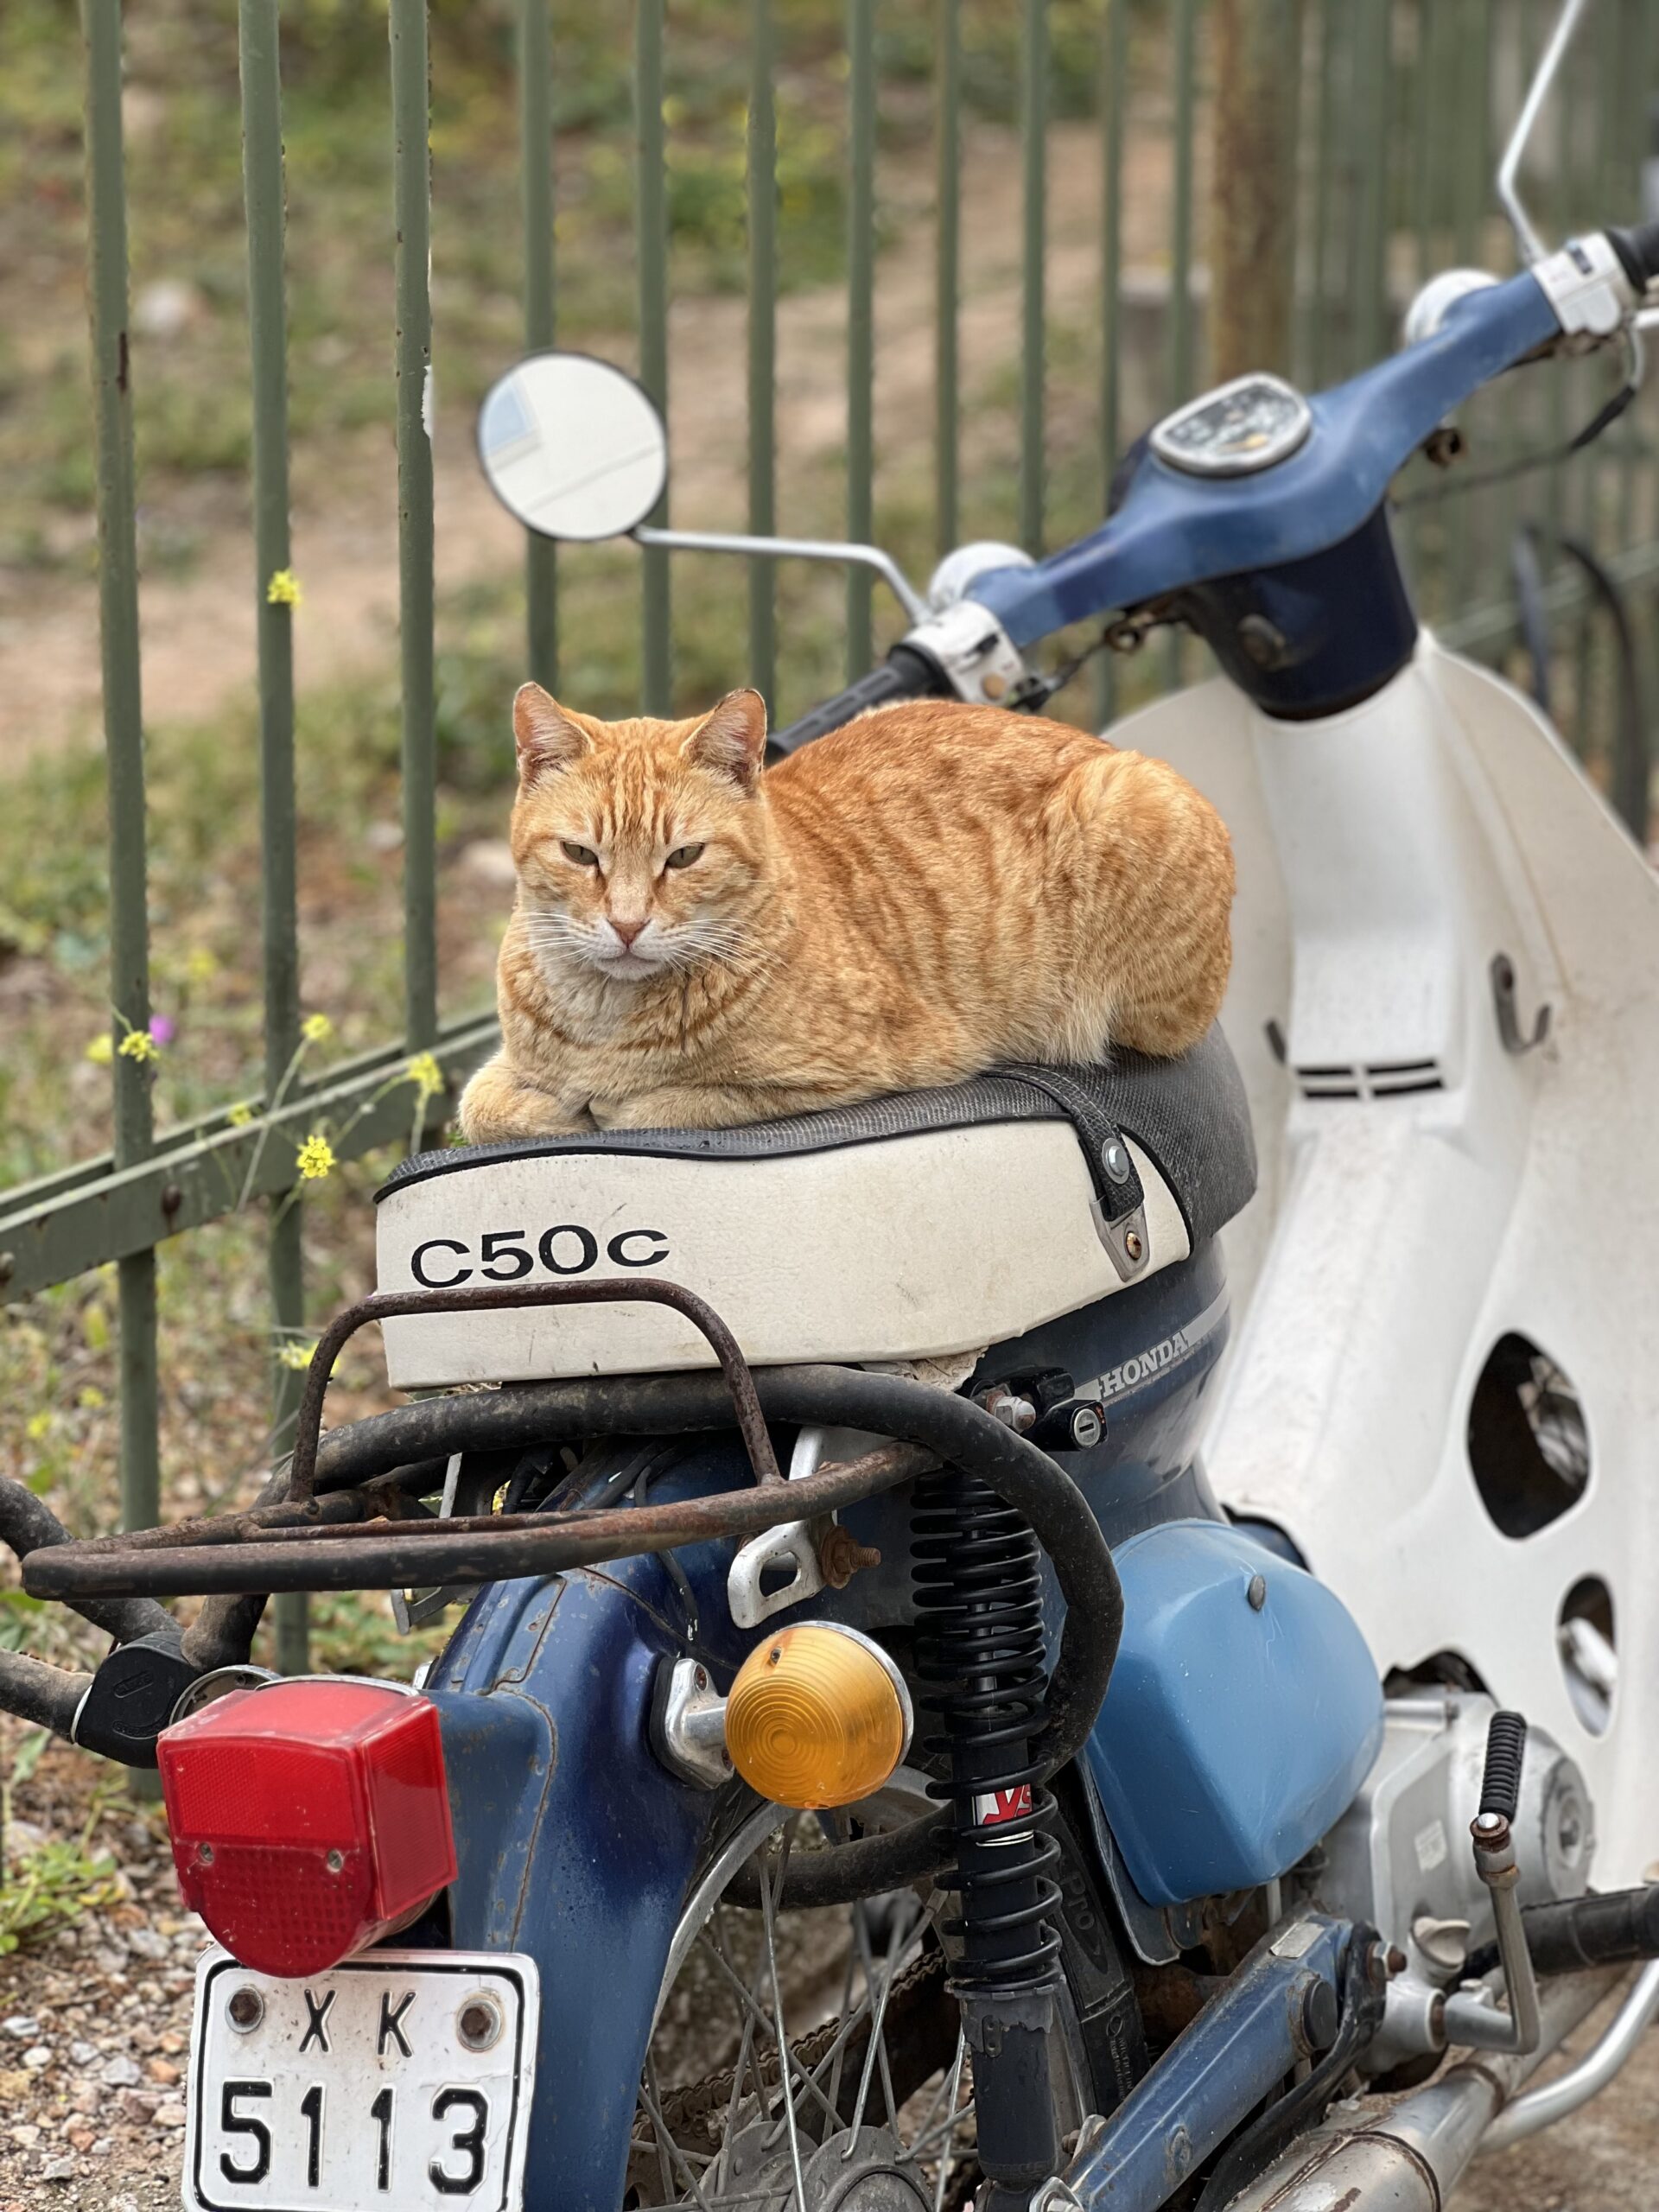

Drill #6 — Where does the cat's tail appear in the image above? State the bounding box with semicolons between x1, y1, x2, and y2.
1077;744;1235;1059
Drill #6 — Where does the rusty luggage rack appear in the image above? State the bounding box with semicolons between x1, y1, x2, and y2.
7;1275;1127;1909
15;1275;957;1602
16;1274;1122;1737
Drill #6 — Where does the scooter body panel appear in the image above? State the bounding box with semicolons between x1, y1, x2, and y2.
1124;637;1659;1885
1082;1520;1384;1906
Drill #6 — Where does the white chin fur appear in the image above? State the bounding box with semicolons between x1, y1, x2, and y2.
592;949;665;982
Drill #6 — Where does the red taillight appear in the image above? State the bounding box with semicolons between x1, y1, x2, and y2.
157;1679;456;1980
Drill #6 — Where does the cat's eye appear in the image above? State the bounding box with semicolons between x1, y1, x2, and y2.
561;841;601;868
664;843;705;871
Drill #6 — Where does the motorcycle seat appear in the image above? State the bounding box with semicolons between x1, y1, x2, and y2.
372;1025;1255;1389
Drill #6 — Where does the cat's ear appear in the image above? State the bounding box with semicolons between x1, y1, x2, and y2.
683;688;768;792
513;683;592;783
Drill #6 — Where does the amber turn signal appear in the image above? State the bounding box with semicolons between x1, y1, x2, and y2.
724;1623;912;1810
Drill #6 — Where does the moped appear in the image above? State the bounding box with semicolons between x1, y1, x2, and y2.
6;3;1659;2207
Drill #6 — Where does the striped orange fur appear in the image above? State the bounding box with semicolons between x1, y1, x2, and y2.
458;683;1234;1141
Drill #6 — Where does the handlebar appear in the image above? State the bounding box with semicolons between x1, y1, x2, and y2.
768;641;948;755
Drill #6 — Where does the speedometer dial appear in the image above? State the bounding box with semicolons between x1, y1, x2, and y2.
1150;372;1313;477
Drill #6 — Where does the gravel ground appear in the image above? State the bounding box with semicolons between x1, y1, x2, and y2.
1;1777;207;2211
3;1740;1656;2209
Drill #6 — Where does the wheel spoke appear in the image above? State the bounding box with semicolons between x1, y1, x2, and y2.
705;1910;845;2133
823;1901;862;2114
713;1905;763;2184
642;1784;983;2209
639;2050;715;2210
842;1892;909;2149
911;2022;966;2156
759;1825;810;2212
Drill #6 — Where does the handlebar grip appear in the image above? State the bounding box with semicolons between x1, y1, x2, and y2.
768;643;946;756
1608;219;1659;292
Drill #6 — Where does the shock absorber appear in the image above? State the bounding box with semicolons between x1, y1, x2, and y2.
912;1465;1064;2209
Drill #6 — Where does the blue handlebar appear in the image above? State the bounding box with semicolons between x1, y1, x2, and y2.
971;269;1561;645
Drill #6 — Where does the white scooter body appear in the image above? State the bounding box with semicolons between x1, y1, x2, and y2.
1130;633;1659;1888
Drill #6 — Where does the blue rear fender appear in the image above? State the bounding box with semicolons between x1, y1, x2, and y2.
427;1449;753;2211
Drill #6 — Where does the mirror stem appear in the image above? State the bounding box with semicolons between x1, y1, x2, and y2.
1497;0;1592;265
632;525;930;625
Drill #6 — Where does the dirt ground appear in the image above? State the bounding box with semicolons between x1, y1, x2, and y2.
0;118;1185;777
1;1736;1655;2211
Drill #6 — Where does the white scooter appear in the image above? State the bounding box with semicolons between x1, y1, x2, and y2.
10;3;1659;2207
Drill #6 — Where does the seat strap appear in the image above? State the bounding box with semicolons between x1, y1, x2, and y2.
991;1063;1145;1224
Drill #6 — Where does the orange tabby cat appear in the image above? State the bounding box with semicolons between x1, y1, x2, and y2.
458;683;1233;1141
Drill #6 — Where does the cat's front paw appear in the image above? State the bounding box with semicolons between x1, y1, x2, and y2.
458;1058;594;1141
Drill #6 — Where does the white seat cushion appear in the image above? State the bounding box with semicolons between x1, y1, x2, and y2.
372;1037;1255;1389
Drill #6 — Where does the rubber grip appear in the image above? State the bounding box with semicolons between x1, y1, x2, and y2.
1607;219;1659;291
768;644;944;755
1465;1885;1659;1981
1478;1709;1529;1823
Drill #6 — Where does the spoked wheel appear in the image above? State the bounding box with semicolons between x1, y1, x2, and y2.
631;1774;1135;2211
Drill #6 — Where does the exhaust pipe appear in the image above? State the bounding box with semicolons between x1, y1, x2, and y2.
1223;1971;1613;2211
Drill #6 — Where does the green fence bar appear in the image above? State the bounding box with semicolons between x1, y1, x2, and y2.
239;0;309;1672
846;0;877;680
0;1016;497;1304
518;0;558;692
1306;0;1341;389
1096;0;1127;728
1168;0;1198;410
1166;0;1198;684
1350;0;1391;372
636;0;671;714
81;0;160;1550
935;0;961;558
391;0;438;1051
748;0;778;715
1020;0;1049;555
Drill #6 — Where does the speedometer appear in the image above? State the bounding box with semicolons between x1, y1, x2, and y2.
1150;372;1313;477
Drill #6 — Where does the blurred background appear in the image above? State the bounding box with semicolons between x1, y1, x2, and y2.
2;0;1657;1686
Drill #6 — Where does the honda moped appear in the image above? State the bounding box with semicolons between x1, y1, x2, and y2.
6;3;1659;2206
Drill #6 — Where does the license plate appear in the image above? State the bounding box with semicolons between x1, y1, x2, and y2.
185;1948;539;2212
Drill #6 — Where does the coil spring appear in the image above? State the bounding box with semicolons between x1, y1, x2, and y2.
912;1465;1062;1986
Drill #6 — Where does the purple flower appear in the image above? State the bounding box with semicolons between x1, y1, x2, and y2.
149;1014;176;1046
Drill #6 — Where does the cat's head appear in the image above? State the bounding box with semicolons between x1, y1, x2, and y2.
508;683;775;985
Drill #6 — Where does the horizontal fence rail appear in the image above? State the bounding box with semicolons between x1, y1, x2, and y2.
3;1;1657;1612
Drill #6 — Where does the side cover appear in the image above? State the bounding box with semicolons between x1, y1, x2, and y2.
1081;1520;1383;1907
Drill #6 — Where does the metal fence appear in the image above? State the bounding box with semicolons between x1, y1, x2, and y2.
3;0;1656;1668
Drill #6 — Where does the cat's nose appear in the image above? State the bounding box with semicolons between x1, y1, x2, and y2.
611;915;646;947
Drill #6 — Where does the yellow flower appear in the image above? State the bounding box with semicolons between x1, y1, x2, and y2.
276;1341;319;1372
296;1133;336;1180
227;1102;255;1128
84;1033;114;1065
118;1028;161;1065
301;1011;334;1045
266;568;302;607
26;1410;52;1441
184;946;219;986
404;1051;443;1101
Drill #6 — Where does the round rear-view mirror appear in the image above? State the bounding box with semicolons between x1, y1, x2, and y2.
476;352;667;542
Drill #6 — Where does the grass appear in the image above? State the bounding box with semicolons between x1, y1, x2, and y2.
0;0;1122;582
0;1726;122;1957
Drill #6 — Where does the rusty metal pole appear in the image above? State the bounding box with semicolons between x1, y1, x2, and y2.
1211;0;1303;384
